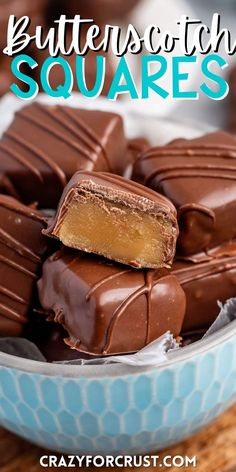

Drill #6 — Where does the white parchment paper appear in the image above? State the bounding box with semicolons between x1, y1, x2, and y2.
0;298;235;367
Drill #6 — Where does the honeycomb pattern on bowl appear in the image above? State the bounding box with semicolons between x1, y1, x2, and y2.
0;338;236;454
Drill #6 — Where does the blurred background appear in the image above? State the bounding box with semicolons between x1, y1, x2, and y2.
0;0;236;131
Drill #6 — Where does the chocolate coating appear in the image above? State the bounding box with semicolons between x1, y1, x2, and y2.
173;254;236;333
227;64;236;133
0;196;49;336
133;131;236;256
177;239;236;264
44;171;178;268
0;103;127;208
37;251;186;356
127;137;150;164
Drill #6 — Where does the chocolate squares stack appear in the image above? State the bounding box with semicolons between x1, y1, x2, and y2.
37;169;186;357
0;102;235;362
0;103;187;361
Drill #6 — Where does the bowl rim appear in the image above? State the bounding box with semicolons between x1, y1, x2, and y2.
0;319;236;379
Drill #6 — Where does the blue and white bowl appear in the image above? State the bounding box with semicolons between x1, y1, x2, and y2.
0;321;236;455
0;95;235;454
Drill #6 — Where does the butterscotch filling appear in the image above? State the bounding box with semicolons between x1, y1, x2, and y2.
56;193;173;268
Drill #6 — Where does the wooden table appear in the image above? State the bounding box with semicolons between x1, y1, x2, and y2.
0;404;236;472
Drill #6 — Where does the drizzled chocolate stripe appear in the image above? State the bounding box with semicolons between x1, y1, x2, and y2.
2;109;68;190
174;255;236;285
137;152;236;186
84;267;154;352
41;105;98;160
145;167;236;186
0;228;41;263
6;130;67;188
60;106;112;171
0;255;37;278
0;140;43;182
0;195;46;223
34;104;96;164
0;302;28;324
142;145;236;159
103;271;167;354
0;286;28;304
173;253;236;332
86;269;132;301
18;104;113;171
0;103;126;207
17;108;91;163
